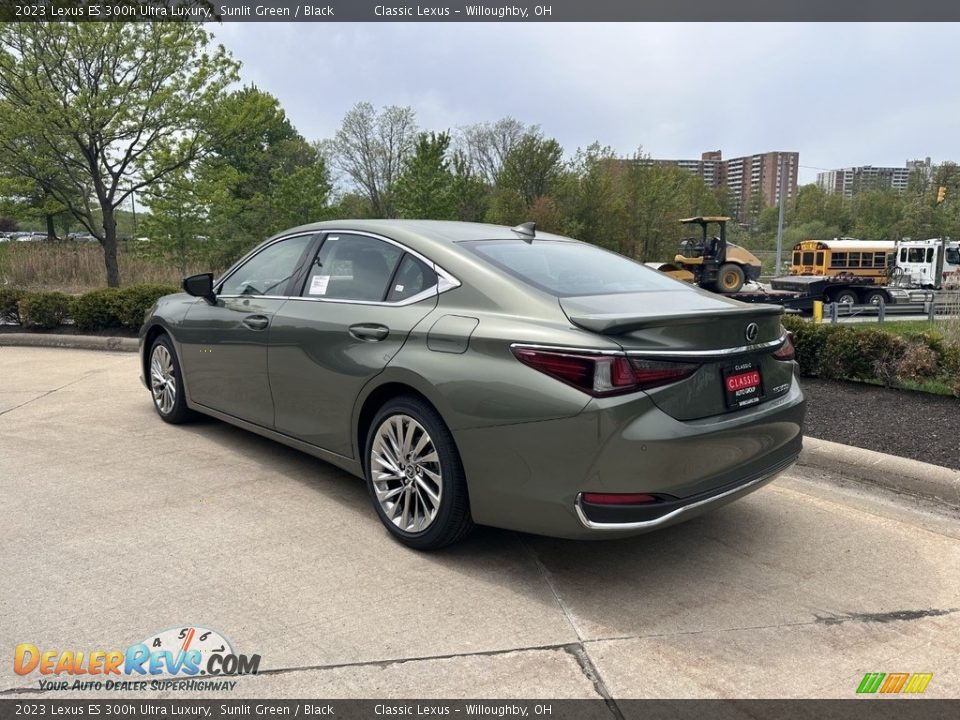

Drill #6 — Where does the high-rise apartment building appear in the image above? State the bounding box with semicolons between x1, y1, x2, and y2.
816;164;913;197
650;150;799;219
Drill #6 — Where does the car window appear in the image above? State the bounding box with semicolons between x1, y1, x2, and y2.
386;254;438;302
219;234;314;296
304;234;403;302
460;239;683;297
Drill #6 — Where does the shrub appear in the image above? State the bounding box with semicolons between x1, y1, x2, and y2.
114;284;179;329
18;292;71;329
781;314;842;377
0;287;25;324
896;341;940;381
71;288;122;331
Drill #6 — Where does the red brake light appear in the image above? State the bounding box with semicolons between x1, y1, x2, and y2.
773;331;795;361
511;348;699;397
582;492;657;505
630;359;700;389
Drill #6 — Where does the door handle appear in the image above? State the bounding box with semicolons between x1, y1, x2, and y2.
242;315;270;331
349;323;389;342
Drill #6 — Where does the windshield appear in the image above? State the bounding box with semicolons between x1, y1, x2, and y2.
460;239;685;297
946;247;960;266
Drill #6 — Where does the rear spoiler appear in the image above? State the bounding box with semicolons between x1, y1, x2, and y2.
568;304;783;335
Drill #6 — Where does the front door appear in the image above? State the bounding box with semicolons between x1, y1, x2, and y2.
178;233;316;427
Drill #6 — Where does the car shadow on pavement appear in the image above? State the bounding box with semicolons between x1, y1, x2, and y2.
169;414;798;619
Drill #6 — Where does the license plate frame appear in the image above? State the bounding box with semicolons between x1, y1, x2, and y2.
722;361;764;409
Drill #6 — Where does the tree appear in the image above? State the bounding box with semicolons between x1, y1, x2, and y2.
198;87;329;246
326;102;418;218
0;23;238;286
459;117;530;184
498;133;564;206
393;132;456;220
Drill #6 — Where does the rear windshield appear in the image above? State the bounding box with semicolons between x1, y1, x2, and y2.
460;239;683;297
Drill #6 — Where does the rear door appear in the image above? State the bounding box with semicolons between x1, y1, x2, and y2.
268;232;440;457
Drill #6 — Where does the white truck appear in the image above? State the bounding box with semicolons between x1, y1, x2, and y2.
891;238;960;289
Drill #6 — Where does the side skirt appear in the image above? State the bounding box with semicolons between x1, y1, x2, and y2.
186;400;364;479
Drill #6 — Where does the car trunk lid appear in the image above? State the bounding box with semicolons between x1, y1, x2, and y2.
559;289;793;420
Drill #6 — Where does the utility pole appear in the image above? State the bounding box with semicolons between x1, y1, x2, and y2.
774;154;788;275
130;187;138;237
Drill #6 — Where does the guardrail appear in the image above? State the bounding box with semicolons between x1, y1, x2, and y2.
823;296;958;323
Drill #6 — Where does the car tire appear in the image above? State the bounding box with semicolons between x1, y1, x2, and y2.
832;290;858;305
365;395;474;550
148;334;193;424
715;263;745;293
864;290;887;305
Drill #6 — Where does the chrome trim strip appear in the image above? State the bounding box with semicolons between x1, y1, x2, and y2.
625;333;787;359
510;333;786;359
214;229;461;307
509;342;624;356
574;455;797;531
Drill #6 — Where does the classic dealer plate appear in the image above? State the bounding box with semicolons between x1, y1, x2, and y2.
722;362;764;409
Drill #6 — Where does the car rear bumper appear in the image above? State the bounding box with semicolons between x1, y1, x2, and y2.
573;452;797;531
454;377;805;539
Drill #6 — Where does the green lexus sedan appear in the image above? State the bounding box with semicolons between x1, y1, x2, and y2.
140;220;805;549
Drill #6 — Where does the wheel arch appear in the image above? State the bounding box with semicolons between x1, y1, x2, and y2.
141;323;170;385
353;373;453;473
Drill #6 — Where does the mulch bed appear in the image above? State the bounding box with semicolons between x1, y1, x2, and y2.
801;377;960;470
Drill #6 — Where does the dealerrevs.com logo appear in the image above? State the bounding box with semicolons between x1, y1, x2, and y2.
14;626;261;692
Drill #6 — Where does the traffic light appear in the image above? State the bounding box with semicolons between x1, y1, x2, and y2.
937;186;947;203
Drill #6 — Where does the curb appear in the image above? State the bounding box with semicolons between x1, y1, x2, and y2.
799;436;960;509
0;333;138;353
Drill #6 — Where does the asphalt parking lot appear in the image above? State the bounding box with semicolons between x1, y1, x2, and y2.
1;347;959;700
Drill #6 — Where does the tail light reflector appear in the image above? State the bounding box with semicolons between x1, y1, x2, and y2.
511;348;699;397
773;331;795;361
582;492;657;505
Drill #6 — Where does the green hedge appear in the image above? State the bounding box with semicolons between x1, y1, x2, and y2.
0;287;25;324
19;292;72;329
782;314;960;395
7;284;180;332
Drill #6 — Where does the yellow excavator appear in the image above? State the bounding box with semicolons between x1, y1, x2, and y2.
651;216;762;294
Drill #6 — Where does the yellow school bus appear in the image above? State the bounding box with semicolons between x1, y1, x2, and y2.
790;239;896;283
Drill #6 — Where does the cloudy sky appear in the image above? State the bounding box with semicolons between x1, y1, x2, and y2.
212;23;960;184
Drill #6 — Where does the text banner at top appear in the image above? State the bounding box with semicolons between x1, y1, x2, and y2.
5;0;960;22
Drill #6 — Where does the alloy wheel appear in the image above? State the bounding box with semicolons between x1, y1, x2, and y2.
370;414;443;533
150;344;177;416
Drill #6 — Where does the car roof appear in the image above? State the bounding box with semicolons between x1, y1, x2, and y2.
278;219;573;246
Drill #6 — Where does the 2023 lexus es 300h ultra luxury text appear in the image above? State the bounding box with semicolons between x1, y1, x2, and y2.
140;220;805;549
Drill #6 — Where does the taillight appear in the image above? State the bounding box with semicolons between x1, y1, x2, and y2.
511;348;699;397
773;331;795;361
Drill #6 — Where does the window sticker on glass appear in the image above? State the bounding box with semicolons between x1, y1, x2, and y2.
394;284;404;293
309;275;330;295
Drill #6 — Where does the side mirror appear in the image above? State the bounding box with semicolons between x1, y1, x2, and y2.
183;273;216;302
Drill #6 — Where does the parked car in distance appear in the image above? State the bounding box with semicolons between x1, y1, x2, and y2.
140;220;805;549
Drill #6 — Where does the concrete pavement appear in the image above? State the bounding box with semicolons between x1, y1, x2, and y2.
1;347;958;700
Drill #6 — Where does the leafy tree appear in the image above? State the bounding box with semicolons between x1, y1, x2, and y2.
201;87;325;245
394;132;456;220
449;151;489;222
499;133;564;206
270;158;333;230
0;23;238;286
459;117;530;185
326;102;418;218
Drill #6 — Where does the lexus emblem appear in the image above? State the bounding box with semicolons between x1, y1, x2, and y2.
745;323;760;343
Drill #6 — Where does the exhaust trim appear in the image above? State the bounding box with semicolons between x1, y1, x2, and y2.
574;454;798;531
